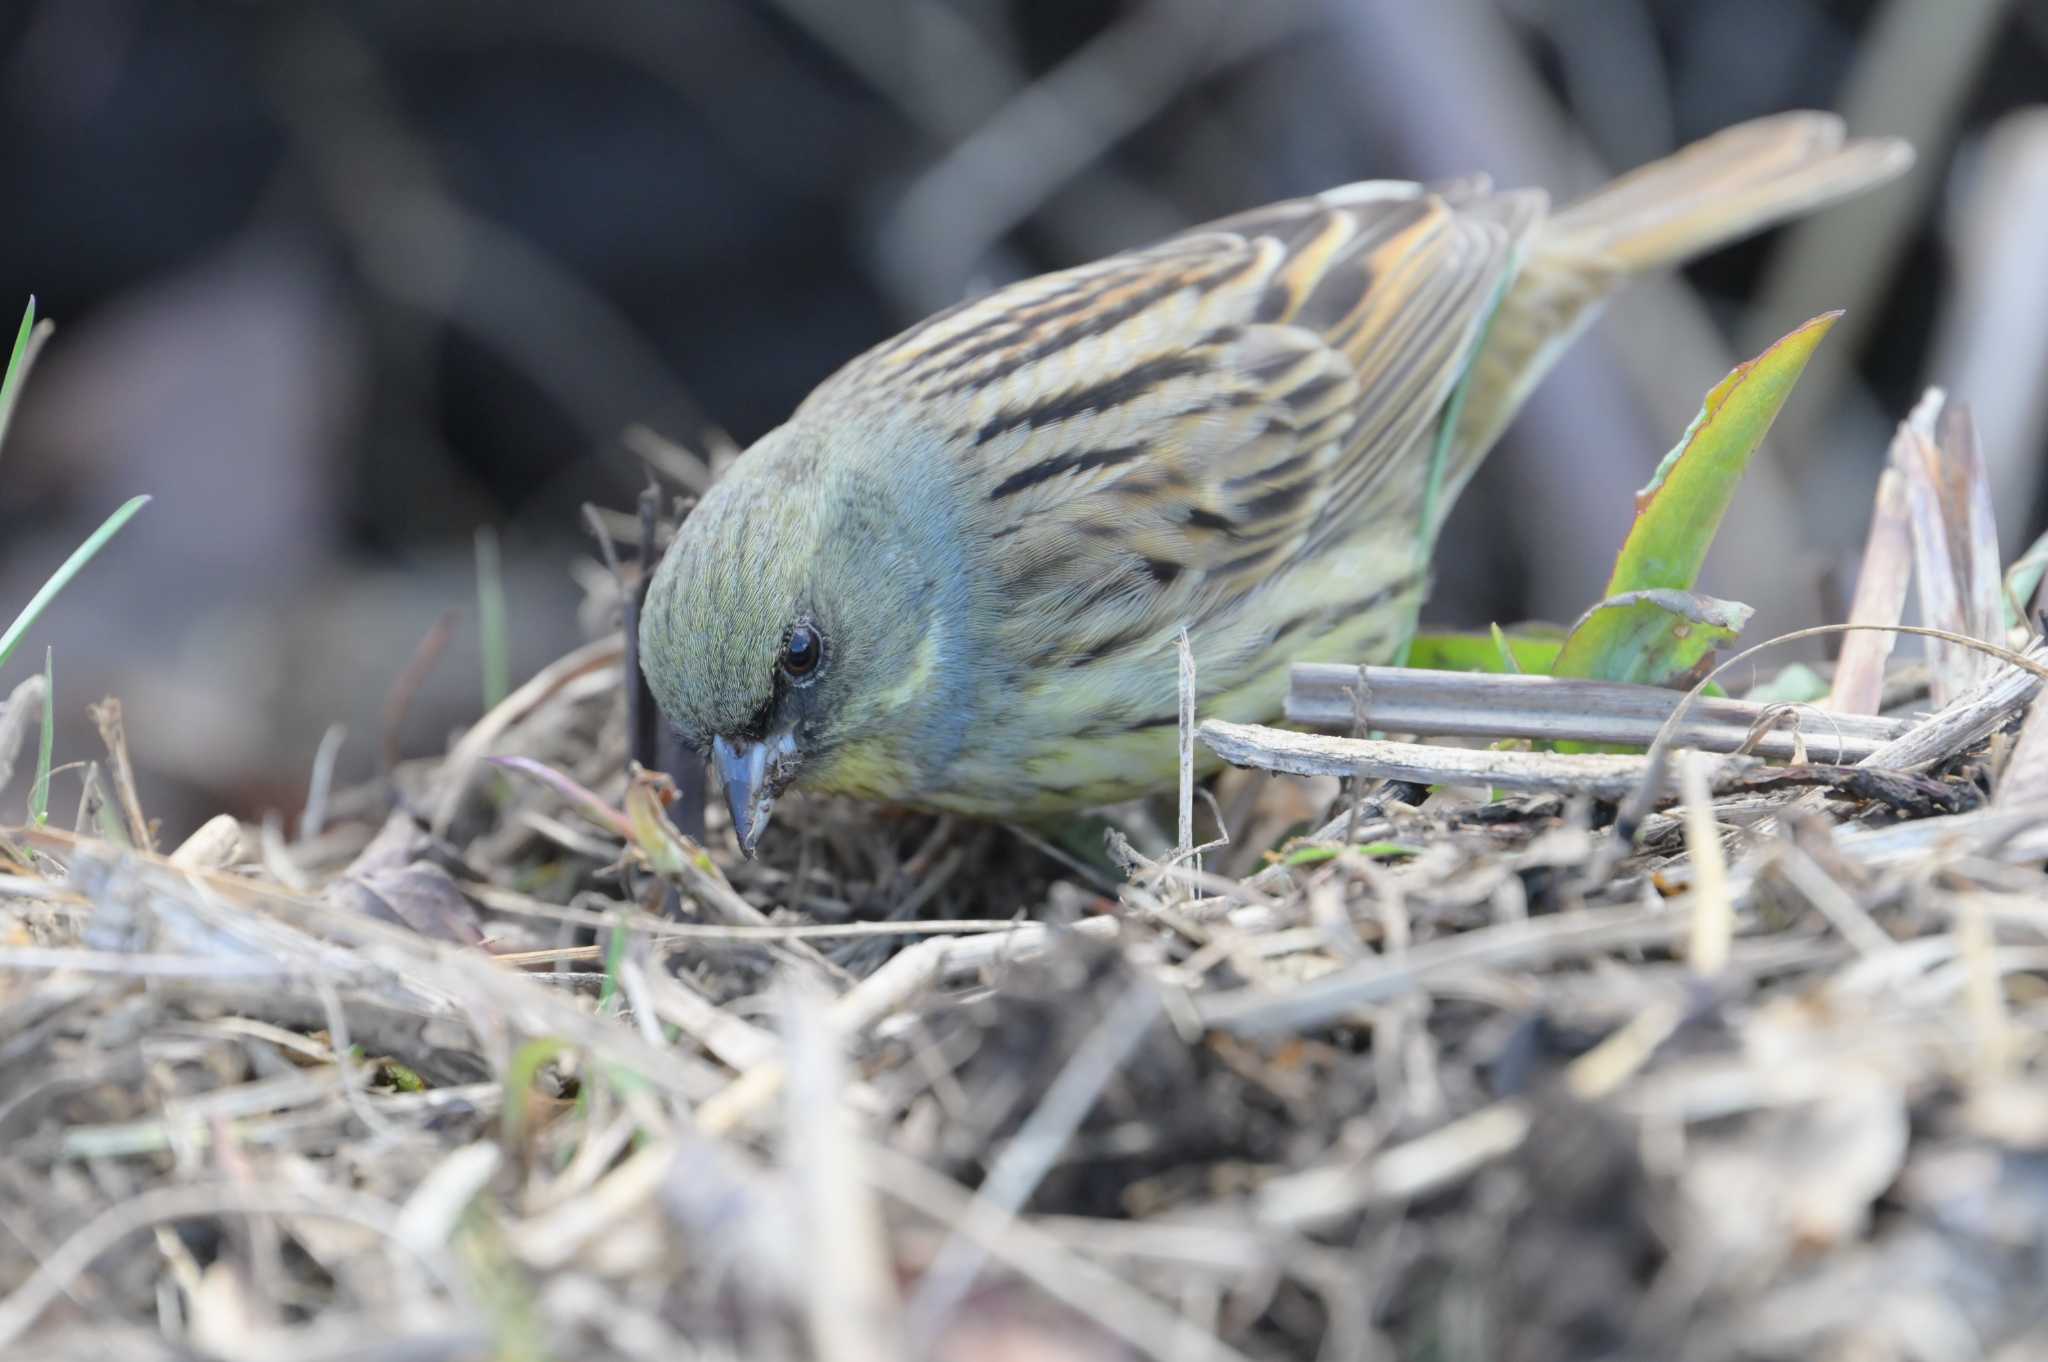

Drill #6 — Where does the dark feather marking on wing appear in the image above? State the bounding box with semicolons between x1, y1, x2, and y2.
919;290;1115;382
1142;557;1182;585
974;354;1210;447
887;264;1128;369
919;268;1188;392
1267;609;1320;644
1068;620;1161;667
988;444;1147;500
1214;544;1280;579
1253;283;1293;323
1284;371;1346;413
1068;571;1146;616
871;291;984;361
1225;448;1312;489
1244;346;1315;384
916;246;1253;394
1240;480;1312;521
1301;198;1434;307
1186;507;1236;534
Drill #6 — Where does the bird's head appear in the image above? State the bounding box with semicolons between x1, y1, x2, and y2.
637;421;972;855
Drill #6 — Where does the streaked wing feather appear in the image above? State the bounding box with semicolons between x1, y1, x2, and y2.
826;183;1542;668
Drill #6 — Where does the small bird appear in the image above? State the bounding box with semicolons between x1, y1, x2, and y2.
641;113;1910;856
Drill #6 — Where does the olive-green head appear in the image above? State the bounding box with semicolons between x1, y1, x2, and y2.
636;423;973;855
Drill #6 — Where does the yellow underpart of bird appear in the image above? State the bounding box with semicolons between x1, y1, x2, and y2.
639;112;1912;850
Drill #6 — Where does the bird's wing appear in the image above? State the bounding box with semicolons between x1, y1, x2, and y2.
827;182;1544;670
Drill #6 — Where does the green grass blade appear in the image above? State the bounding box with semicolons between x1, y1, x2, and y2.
29;647;53;826
0;298;52;462
1406;629;1564;675
1488;622;1524;674
2005;525;2048;628
1603;312;1839;599
1;298;33;413
0;495;152;674
476;525;509;711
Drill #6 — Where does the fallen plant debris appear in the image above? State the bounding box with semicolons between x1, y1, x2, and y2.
2;581;2045;1360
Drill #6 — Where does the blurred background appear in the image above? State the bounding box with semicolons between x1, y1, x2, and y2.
1;0;2044;839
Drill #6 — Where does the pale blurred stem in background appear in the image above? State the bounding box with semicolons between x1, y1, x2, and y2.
763;0;1186;313
257;6;720;462
765;0;1328;321
869;0;1312;315
1928;109;2048;554
1746;0;2014;441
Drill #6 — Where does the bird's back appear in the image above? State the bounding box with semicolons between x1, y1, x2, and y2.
788;113;1909;813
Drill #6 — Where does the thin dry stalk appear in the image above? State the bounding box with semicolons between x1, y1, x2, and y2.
904;980;1162;1349
430;636;624;835
381;608;459;774
1681;752;1733;978
0;1183;460;1352
1830;467;1913;714
869;1148;1254;1362
695;917;1122;1135
1291;664;1908;761
785;979;906;1362
1197;905;1691;1036
1957;899;2013;1082
1892;390;2005;705
86;698;153;853
1176;627;1197;886
1995;689;2048;809
0;673;46;797
1201;717;1755;798
299;724;347;841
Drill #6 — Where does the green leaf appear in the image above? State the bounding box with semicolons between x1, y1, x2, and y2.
1488;622;1523;674
1606;311;1839;598
381;1060;427;1093
596;909;629;1015
1406;628;1564;675
0;495;152;674
1281;841;1421;867
1743;661;1829;705
2005;525;2048;629
29;648;52;826
502;1037;571;1149
0;297;49;462
1552;588;1753;690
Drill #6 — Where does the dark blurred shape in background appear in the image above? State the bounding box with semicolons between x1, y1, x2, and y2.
2;0;2044;837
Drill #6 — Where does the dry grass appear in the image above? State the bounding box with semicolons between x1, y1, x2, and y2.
1;591;2044;1362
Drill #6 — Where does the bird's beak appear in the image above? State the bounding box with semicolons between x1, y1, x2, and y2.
712;730;797;858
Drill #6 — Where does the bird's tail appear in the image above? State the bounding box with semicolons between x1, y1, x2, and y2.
1436;112;1913;521
1539;111;1913;272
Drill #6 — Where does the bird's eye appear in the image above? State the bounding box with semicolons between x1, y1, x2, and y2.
780;621;824;681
